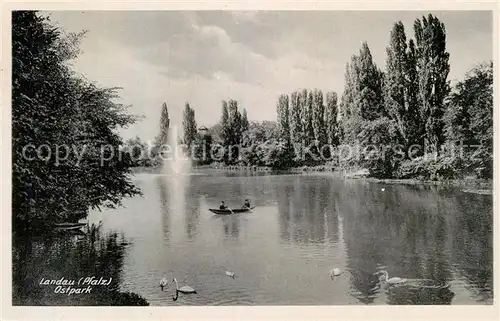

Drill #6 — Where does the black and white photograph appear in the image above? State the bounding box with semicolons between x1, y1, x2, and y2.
2;1;498;319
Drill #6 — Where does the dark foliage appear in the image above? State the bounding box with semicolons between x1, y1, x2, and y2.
12;11;141;230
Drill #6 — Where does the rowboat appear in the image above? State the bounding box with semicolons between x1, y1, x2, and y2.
209;207;255;215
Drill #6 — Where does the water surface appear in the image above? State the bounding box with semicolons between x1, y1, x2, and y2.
83;171;493;305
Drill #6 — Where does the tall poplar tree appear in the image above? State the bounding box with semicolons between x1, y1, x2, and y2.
340;59;360;120
340;62;353;120
305;91;316;146
339;62;355;143
297;89;310;159
276;93;295;166
182;103;198;152
303;90;318;161
340;43;384;144
357;42;385;121
241;108;249;133
228;99;242;163
156;102;170;147
220;100;231;162
405;39;421;146
384;21;408;144
414;14;450;148
277;94;291;144
228;99;242;144
289;91;303;156
325;91;339;146
312;89;327;148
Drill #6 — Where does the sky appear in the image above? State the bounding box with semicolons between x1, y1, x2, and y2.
43;10;493;141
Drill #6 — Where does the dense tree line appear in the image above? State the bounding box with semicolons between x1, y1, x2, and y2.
260;14;492;178
274;89;339;166
336;13;491;179
125;13;492;179
12;11;141;231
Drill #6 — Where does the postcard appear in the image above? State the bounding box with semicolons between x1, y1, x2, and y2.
2;1;498;320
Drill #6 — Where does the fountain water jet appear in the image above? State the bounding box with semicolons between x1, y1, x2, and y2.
163;124;192;175
161;124;192;227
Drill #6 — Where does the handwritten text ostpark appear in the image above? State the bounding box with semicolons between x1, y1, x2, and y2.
39;277;113;296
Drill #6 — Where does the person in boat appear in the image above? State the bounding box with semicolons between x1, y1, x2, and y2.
219;201;227;210
242;199;251;209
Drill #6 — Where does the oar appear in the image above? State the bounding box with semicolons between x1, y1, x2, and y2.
227;207;235;214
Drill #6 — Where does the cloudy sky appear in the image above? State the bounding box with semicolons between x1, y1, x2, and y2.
44;10;493;141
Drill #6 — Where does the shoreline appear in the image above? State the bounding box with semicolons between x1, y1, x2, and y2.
347;176;492;194
130;165;492;194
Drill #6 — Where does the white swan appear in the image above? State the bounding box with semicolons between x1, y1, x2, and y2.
381;188;385;191
173;278;197;294
330;268;341;279
225;271;235;278
375;270;406;284
160;277;168;291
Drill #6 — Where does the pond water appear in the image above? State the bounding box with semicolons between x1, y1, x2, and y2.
14;171;493;305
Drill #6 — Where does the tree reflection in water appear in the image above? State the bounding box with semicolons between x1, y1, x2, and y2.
276;176;340;246
184;175;201;240
221;216;240;239
12;224;148;306
338;182;462;304
451;192;493;303
157;177;171;242
385;282;454;304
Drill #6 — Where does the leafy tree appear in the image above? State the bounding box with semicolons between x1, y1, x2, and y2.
239;121;277;166
208;122;223;143
468;63;493;145
193;131;213;165
357;118;401;178
122;136;149;167
240;143;265;166
444;62;493;178
12;11;140;231
261;141;292;169
245;121;278;142
414;14;450;148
